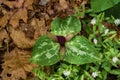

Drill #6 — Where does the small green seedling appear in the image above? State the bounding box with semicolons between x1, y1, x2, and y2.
30;16;100;66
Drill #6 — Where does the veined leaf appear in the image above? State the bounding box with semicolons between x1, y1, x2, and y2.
91;0;120;12
64;36;100;65
30;35;60;66
51;16;81;37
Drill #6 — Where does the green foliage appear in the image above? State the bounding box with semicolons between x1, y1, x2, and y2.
30;16;100;66
31;5;120;80
105;2;120;18
65;36;100;64
51;16;81;37
30;35;60;66
91;0;120;12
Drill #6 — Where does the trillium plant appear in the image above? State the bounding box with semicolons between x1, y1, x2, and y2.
30;16;100;66
30;5;120;79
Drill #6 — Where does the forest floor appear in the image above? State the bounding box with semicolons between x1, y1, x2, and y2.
0;0;118;80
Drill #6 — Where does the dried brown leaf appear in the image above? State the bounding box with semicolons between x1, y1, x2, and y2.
3;0;24;8
1;48;36;80
9;26;35;49
24;0;34;9
55;0;68;11
3;1;16;9
0;29;10;46
9;8;28;28
0;13;9;28
30;18;48;39
59;0;68;10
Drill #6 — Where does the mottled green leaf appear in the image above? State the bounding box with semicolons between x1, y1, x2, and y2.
51;16;81;37
30;35;60;66
91;0;120;12
64;36;100;65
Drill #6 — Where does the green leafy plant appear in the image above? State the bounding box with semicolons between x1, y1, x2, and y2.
91;0;120;12
91;0;120;18
30;16;100;66
30;4;120;80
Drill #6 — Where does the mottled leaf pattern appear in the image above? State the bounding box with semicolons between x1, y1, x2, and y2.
64;36;100;65
30;35;60;66
51;16;81;37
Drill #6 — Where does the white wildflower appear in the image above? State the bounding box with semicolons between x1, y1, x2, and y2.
112;56;118;63
92;72;98;78
104;29;109;35
114;19;120;26
91;18;96;25
63;70;71;76
93;38;97;45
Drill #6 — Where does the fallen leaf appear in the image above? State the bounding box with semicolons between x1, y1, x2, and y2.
24;0;34;9
9;26;35;49
3;0;24;8
14;0;24;8
55;0;68;12
0;29;10;46
9;8;28;28
3;1;16;9
1;48;36;80
59;0;68;10
30;18;48;39
0;0;5;5
0;13;9;28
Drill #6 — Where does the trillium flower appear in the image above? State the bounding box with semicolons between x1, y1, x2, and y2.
91;18;96;25
114;19;120;26
63;70;71;76
112;56;118;63
92;72;98;78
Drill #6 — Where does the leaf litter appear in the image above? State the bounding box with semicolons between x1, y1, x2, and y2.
0;0;88;80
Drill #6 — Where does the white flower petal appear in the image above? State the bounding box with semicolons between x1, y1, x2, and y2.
104;29;109;35
114;19;120;26
92;72;98;78
112;56;118;63
93;38;97;45
91;18;96;25
63;70;71;76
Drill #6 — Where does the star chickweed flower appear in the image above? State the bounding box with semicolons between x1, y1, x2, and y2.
104;29;109;35
114;19;120;26
63;70;71;76
93;38;97;45
112;56;118;63
91;18;96;25
92;72;98;78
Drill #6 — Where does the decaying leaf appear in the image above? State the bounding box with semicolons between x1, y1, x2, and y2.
59;0;68;10
24;0;34;9
0;29;9;46
30;18;48;39
9;26;35;49
9;8;28;28
0;13;9;28
3;0;24;9
55;0;68;11
1;48;36;80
